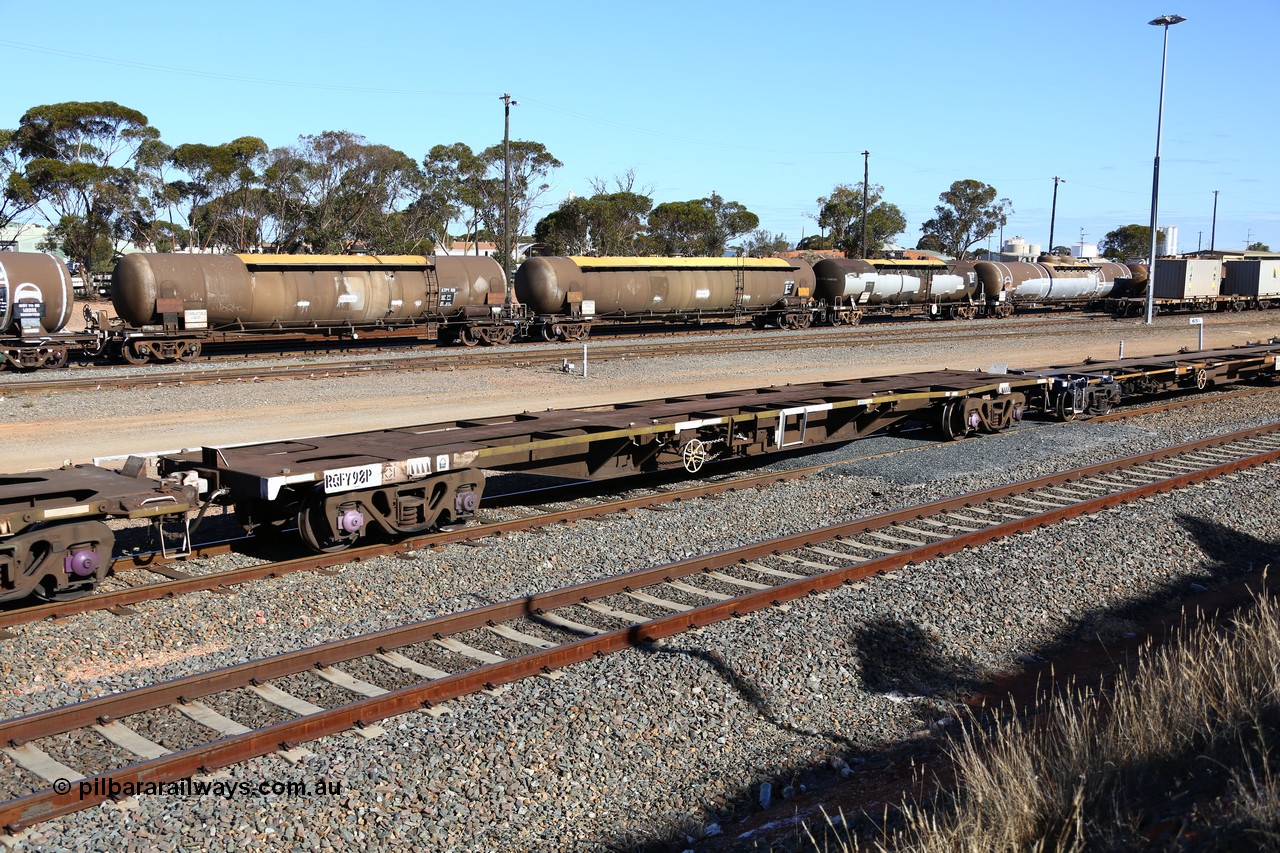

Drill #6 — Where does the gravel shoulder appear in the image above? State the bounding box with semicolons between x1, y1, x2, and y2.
1;318;1279;851
2;312;1277;470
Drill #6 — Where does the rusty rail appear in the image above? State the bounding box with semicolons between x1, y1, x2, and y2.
0;316;1105;396
2;424;1277;831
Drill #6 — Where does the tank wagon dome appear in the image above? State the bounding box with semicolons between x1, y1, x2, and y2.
112;253;506;329
0;252;74;335
515;256;814;317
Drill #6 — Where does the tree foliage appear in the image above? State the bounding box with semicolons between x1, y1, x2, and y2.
742;229;791;257
477;140;561;263
0;129;38;232
919;179;1012;260
421;142;488;254
170;137;268;251
815;183;906;256
534;190;653;256
14;101;160;272
1247;241;1271;252
1099;224;1164;260
648;192;759;256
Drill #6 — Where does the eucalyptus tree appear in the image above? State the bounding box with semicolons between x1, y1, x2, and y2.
421;142;488;253
258;131;424;254
0;129;38;232
918;179;1012;260
648;192;758;256
815;183;905;256
478;140;562;261
13;100;161;272
170;136;268;251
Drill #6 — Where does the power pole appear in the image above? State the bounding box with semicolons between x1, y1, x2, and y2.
860;151;870;258
1210;189;1219;252
500;93;518;297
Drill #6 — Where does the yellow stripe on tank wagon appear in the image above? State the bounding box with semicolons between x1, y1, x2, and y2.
235;254;433;268
567;256;797;271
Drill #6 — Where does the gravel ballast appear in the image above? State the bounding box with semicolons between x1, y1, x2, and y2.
1;326;1279;851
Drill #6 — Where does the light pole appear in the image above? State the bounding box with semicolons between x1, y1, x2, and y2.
1048;176;1064;256
860;150;870;258
1145;13;1186;324
1210;189;1219;252
500;93;519;297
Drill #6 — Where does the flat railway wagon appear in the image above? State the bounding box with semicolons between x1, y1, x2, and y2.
973;257;1132;317
108;252;519;361
2;340;1277;603
1108;258;1279;316
514;256;818;340
811;257;981;323
0;252;103;369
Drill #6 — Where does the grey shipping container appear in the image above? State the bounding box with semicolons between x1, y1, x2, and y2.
1152;259;1221;300
1223;260;1280;299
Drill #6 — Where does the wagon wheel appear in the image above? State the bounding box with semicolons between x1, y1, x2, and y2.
297;493;361;553
176;341;202;363
121;341;152;365
539;324;557;342
458;326;480;347
939;401;969;440
48;348;69;369
1055;393;1079;422
1195;368;1209;391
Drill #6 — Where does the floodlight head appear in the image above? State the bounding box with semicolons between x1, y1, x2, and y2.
1149;14;1187;26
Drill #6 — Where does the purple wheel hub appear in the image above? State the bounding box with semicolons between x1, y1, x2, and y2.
337;509;365;534
968;410;982;430
455;491;479;514
64;548;100;577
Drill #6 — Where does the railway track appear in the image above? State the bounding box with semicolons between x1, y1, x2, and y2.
2;423;1278;833
0;383;1273;632
0;314;1115;396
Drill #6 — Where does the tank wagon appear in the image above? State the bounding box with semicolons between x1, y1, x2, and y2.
0;252;102;369
811;258;980;323
514;256;818;340
974;257;1131;316
108;253;518;361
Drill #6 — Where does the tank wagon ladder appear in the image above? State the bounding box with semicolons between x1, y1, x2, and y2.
732;260;747;321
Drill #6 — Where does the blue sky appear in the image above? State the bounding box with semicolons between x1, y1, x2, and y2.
2;0;1275;254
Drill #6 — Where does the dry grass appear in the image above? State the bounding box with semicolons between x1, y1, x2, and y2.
807;578;1280;851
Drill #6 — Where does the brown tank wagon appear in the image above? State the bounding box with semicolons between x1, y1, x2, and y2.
0;252;104;369
811;258;980;323
514;256;817;340
110;253;518;360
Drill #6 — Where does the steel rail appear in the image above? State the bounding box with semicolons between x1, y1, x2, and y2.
3;385;1274;630
0;315;1111;396
1;423;1278;831
0;466;822;629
